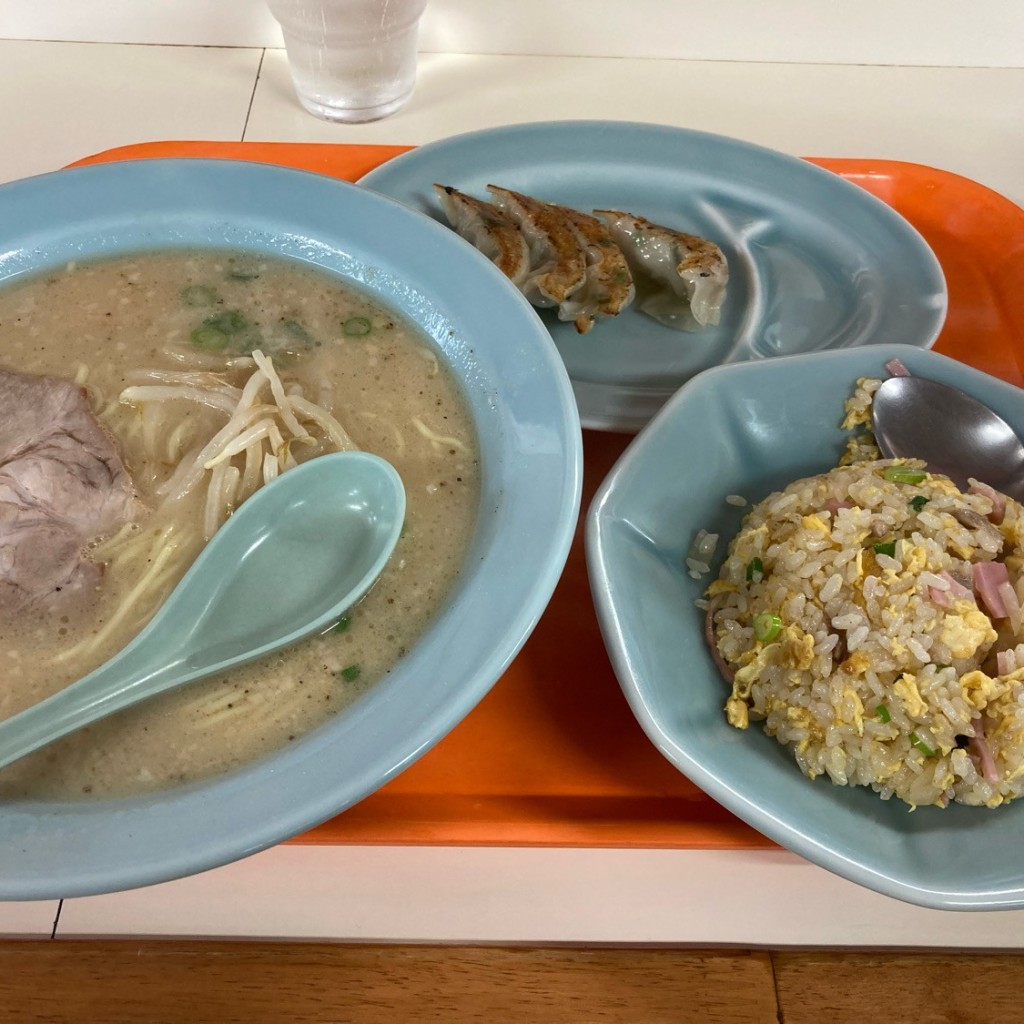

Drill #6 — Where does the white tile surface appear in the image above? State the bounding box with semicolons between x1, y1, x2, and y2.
419;0;1024;68
56;845;1024;946
247;52;1024;208
2;0;280;49
4;0;1023;68
0;41;259;185
0;901;59;938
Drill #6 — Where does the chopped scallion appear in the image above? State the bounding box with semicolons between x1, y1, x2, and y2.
343;315;372;337
180;284;219;307
332;616;350;634
745;557;764;583
909;731;936;757
884;466;927;484
873;541;897;558
753;612;782;643
875;704;891;723
190;325;229;351
202;309;250;334
338;664;361;683
909;495;930;512
280;319;315;347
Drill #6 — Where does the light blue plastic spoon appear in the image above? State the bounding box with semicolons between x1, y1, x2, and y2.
0;450;405;771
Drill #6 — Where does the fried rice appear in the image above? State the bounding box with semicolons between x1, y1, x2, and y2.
705;376;1024;809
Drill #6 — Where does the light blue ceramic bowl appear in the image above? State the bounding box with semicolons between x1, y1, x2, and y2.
588;345;1024;911
0;159;582;900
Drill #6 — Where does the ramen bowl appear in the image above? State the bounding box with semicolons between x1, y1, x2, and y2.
588;345;1024;910
0;158;582;899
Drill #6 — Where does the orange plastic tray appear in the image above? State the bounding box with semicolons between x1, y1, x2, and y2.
71;141;1024;848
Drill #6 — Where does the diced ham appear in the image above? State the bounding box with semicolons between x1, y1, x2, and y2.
969;719;1001;785
885;358;912;377
973;560;1011;619
0;368;139;611
969;480;1007;525
823;499;853;516
937;570;972;599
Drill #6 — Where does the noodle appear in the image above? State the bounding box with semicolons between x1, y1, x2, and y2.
411;417;469;453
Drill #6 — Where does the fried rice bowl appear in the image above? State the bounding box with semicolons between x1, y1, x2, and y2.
706;454;1024;810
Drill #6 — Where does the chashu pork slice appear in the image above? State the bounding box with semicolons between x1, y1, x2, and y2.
0;367;140;612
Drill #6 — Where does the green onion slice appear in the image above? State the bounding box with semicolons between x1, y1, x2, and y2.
202;309;250;334
180;284;219;307
338;664;361;683
753;612;782;643
872;541;897;558
343;315;372;337
280;319;315;346
332;616;350;634
745;558;764;583
190;325;230;351
884;466;927;484
909;731;937;757
875;704;891;723
909;495;930;512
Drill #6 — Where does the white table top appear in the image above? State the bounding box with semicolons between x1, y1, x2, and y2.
2;38;1024;944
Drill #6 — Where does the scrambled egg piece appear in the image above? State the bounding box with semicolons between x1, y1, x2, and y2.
893;673;929;719
897;541;927;575
731;648;771;698
706;579;737;597
840;378;877;429
927;476;962;498
725;696;749;729
857;484;883;507
726;623;817;729
1002;516;1024;551
940;599;998;660
780;624;816;670
960;669;1003;711
801;514;831;536
840;435;881;465
784;704;820;752
840;651;871;675
1005;553;1024;575
841;688;865;734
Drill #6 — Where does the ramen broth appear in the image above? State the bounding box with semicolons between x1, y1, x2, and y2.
0;250;479;800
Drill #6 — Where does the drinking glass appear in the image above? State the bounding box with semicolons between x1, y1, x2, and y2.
267;0;429;123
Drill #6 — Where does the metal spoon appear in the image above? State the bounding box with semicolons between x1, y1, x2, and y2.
872;375;1024;502
0;450;405;771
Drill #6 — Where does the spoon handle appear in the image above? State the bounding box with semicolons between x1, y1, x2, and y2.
0;642;188;772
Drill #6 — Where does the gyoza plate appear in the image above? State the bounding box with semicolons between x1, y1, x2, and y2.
359;120;947;433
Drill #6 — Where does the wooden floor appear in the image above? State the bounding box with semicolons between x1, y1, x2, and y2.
1;943;1022;1022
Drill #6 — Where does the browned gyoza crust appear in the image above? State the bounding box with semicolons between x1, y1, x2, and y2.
486;185;587;305
554;205;635;333
433;184;531;284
